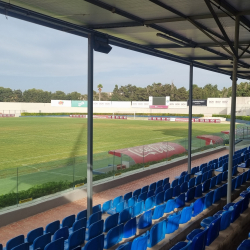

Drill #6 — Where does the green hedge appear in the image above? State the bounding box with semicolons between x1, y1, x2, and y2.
212;114;250;121
21;112;204;117
0;143;223;209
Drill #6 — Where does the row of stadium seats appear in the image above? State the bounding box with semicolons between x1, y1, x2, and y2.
1;146;249;250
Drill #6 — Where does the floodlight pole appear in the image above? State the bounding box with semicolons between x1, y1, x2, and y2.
188;62;193;174
87;33;94;218
227;16;239;204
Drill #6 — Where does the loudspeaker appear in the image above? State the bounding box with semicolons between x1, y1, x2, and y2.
94;35;112;54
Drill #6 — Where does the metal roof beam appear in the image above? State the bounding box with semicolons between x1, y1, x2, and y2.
239;43;250;59
191;57;229;60
237;10;250;16
204;0;236;57
88;22;142;29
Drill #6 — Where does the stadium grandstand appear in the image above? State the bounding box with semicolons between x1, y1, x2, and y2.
1;1;250;250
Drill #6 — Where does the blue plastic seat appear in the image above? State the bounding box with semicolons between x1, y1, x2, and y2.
191;167;197;175
237;239;250;250
93;204;101;214
65;228;86;250
33;233;51;250
104;224;124;249
192;197;205;217
141;185;149;194
26;227;43;245
163;183;170;191
5;235;25;250
195;184;202;198
44;238;64;250
235;175;242;189
137;209;152;229
124;192;132;204
240;190;250;198
231;200;242;222
145;196;155;211
204;191;214;209
163;178;169;186
155;191;164;205
87;211;102;228
147;190;155;199
213;187;221;203
180;182;188;193
201;172;208;183
232;178;236;191
53;227;69;241
119;207;132;224
155;186;163;195
86;220;103;241
164;199;176;213
170;241;192;250
112;196;123;208
242;172;248;184
184;174;191;183
173;185;181;197
178;176;184;186
187;228;208;250
171;179;178;188
206;217;221;246
83;234;104;250
232;166;238;176
202;179;210;193
148;221;164;247
133;188;141;197
104;213;119;233
149;182;156;191
220;209;233;231
61;215;75;229
242;196;250;213
156;180;163;188
123;217;137;238
152;204;166;220
130;231;148;250
164;212;181;234
216;173;222;185
45;221;60;235
179;206;192;224
128;196;137;207
164;188;173;202
185;187;195;202
133;201;143;217
195;175;202;186
221;183;227;197
175;193;185;208
207;170;213;179
222;171;228;181
11;243;29;250
69;218;87;234
138;192;147;203
188;177;196;189
210;176;217;189
115;242;132;250
200;216;216;228
77;210;87;220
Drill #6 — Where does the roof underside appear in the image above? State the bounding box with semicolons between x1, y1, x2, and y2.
1;0;250;80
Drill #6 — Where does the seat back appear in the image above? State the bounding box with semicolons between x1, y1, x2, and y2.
191;167;197;175
163;178;169;186
232;178;236;191
27;227;43;245
192;228;208;250
221;184;227;197
204;191;214;209
206;217;221;246
188;177;196;189
164;199;176;213
208;170;213;179
195;184;202;198
116;202;125;213
179;206;192;224
210;176;217;189
93;204;101;214
195;175;202;186
175;193;185;208
131;231;149;250
201;172;208;183
192;197;205;217
155;191;164;205
242;196;249;213
231;200;242;223
113;196;123;208
104;213;119;233
216;173;222;185
141;186;149;194
6;235;25;250
124;192;132;203
171;179;178;188
133;201;143;217
213;187;221;203
44;238;64;250
128;196;137;207
178;176;184;186
222;171;228;181
45;220;60;235
119;207;132;224
138;210;152;229
163;183;170;191
116;242;132;250
184;174;191;182
53;227;69;241
202;179;210;193
155;186;163;195
148;221;164;247
149;182;156;191
156;180;163;188
173;185;181;197
165;212;181;234
220;210;233;231
235;175;242;189
33;233;51;250
104;224;124;249
68;228;86;250
152;204;166;220
123;217;137;238
84;234;104;250
87;211;102;227
145;196;155;211
72;218;87;233
62;214;75;228
87;220;103;241
11;243;29;250
164;188;173;202
180;182;188;193
186;187;195;202
77;209;87;220
133;188;141;197
242;172;248;184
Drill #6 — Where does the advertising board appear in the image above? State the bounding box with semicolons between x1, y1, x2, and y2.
71;101;88;107
187;100;207;106
51;100;71;107
207;98;230;107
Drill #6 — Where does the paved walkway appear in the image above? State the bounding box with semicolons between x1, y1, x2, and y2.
0;149;228;246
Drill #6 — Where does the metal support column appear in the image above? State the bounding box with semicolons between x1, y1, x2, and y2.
227;16;239;204
188;62;193;174
87;33;94;218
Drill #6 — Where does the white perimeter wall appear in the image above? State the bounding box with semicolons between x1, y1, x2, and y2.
0;97;250;116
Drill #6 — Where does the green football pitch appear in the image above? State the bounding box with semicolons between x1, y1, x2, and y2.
0;117;229;195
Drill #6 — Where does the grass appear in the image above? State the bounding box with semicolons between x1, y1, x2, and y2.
0;117;230;196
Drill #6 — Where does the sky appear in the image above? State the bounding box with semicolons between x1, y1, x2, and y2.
0;15;247;95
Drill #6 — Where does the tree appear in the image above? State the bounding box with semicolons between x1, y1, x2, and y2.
97;84;103;101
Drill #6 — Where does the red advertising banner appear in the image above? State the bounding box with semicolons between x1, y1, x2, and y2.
0;114;15;117
148;117;221;123
149;105;168;109
70;115;127;119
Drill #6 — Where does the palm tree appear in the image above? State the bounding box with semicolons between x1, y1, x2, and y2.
97;84;103;101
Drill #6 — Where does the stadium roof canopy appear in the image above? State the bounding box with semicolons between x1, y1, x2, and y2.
0;0;250;79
